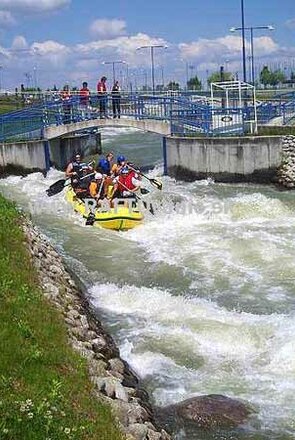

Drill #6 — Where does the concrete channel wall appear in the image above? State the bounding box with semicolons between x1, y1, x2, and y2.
0;133;101;176
165;135;284;183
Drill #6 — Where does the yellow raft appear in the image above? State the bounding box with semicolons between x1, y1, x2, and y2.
66;187;144;231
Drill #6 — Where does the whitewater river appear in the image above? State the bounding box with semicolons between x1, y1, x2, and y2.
1;127;295;440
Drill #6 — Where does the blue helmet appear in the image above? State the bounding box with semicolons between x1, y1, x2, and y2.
98;158;110;173
117;155;125;164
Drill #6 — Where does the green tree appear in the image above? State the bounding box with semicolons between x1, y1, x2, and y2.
260;66;286;88
167;81;180;91
207;71;233;85
269;70;286;87
187;75;202;90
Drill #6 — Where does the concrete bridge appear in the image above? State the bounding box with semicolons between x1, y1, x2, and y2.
44;117;170;139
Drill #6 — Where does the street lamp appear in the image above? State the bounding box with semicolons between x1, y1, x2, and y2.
136;44;168;94
230;25;274;84
102;60;126;84
0;66;3;91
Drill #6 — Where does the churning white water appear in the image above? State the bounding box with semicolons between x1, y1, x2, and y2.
1;129;295;439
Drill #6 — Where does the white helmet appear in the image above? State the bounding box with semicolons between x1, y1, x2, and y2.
94;172;103;180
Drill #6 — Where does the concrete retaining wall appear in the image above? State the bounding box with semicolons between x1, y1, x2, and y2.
166;135;284;183
0;133;101;176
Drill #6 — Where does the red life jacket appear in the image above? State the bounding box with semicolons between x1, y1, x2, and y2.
79;87;90;105
97;81;107;93
118;171;137;193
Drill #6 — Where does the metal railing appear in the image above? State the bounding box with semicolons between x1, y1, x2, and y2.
1;91;295;142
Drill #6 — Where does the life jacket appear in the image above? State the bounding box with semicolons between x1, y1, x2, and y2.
72;161;87;179
111;163;123;176
97;81;107;94
79;87;90;105
118;171;137;193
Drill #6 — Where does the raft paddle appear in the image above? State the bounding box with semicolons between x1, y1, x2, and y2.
127;165;162;191
46;172;95;197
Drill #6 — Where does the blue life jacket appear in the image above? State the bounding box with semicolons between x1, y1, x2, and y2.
97;158;110;175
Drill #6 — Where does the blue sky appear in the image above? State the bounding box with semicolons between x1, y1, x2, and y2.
0;0;294;90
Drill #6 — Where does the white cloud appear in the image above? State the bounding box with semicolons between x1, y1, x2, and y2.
89;18;127;39
0;0;70;13
0;10;16;26
285;18;295;30
179;34;279;64
76;33;168;67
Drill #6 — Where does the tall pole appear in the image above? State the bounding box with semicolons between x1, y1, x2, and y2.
250;27;255;84
151;46;155;94
137;45;167;94
241;0;247;82
112;63;115;83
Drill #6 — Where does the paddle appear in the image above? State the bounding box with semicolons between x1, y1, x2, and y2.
127;165;162;190
46;161;96;197
118;181;154;215
85;177;105;226
46;172;95;197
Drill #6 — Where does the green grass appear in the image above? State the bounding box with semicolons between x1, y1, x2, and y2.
257;126;295;136
0;194;124;440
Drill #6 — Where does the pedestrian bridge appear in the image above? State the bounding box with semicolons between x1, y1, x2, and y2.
44;117;170;139
1;91;295;143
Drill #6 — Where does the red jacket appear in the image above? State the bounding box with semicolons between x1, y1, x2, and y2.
79;87;90;105
97;81;107;94
118;171;137;193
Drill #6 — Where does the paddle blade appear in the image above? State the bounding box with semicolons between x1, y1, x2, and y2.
46;179;66;197
85;212;95;226
149;203;155;215
150;178;162;190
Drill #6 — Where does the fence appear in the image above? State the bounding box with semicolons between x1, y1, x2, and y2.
1;92;295;142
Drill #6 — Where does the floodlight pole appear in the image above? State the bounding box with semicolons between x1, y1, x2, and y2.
241;0;247;83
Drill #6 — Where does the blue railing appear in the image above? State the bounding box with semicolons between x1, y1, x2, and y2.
1;91;295;142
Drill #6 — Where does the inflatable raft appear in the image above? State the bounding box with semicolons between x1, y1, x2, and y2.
66;187;144;231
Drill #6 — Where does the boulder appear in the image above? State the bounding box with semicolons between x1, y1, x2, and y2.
154;394;256;433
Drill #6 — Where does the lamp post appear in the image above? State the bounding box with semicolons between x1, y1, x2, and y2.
137;44;167;94
102;60;126;84
0;66;3;91
230;25;274;84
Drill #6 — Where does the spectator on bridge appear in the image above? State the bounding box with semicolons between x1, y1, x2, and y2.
61;84;72;124
79;81;91;120
111;80;121;118
97;76;108;118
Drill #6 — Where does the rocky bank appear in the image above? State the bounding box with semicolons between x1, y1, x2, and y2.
22;217;170;440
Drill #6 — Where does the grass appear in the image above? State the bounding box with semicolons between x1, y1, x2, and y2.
0;194;124;440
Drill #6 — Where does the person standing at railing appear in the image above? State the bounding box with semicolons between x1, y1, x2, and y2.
97;76;108;118
111;80;121;119
61;85;72;124
79;81;91;120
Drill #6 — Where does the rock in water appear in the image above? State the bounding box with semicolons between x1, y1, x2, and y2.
154;394;256;433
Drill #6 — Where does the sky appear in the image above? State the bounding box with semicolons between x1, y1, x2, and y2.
0;0;294;90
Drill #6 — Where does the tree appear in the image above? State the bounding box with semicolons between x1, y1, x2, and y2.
260;66;272;89
269;70;286;87
207;71;233;86
187;75;202;90
260;66;286;88
166;81;180;91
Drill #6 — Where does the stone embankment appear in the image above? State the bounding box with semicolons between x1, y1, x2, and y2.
277;135;295;188
22;218;170;440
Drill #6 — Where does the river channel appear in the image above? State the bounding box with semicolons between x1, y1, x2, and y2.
1;127;295;440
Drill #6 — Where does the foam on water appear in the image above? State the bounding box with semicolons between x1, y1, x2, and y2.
89;281;295;432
